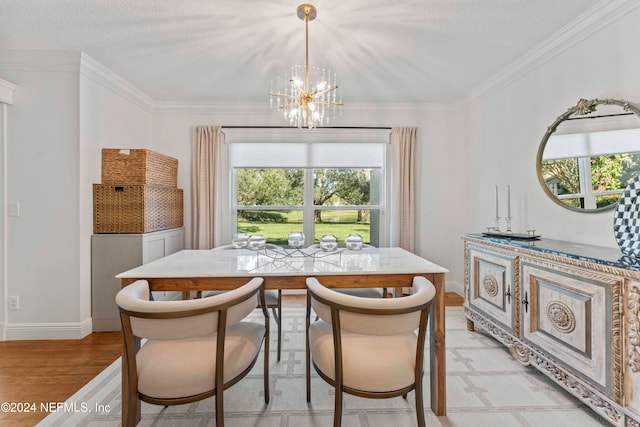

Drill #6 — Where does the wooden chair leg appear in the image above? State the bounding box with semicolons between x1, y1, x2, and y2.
334;386;343;427
415;381;426;427
215;392;224;427
123;390;139;427
306;333;311;402
271;306;282;362
264;331;270;404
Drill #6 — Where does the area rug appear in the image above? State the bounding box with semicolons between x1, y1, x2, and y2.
37;306;608;426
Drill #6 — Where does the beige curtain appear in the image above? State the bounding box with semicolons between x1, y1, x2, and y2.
390;127;417;253
191;125;224;249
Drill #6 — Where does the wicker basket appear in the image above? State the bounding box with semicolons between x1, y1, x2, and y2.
101;149;178;187
93;184;184;233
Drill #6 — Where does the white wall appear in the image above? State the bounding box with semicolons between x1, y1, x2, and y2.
0;51;154;339
0;52;84;338
462;5;640;261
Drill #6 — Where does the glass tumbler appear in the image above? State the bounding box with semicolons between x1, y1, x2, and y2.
247;235;266;250
345;234;364;250
231;233;249;249
287;231;305;248
319;234;338;252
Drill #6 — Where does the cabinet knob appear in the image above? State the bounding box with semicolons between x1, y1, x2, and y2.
521;291;529;313
504;285;511;304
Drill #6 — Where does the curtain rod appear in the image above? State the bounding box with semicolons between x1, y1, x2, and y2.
221;126;392;130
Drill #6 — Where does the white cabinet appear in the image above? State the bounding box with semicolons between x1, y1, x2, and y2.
91;228;184;331
463;235;633;426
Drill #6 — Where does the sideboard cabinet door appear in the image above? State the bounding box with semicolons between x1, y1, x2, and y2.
468;246;516;334
521;258;622;399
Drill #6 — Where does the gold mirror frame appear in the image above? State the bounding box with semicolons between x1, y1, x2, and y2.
536;98;640;213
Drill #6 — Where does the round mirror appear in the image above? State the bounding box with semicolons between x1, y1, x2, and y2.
536;98;640;212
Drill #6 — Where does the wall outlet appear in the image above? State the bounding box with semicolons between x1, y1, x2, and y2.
8;296;19;310
8;201;20;217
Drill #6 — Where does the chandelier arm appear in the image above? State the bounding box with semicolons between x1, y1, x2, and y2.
269;92;298;100
313;85;339;97
310;100;344;106
278;102;300;109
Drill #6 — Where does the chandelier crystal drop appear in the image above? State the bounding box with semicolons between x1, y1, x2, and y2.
269;4;343;129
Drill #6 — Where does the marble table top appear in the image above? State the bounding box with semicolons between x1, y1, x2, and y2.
116;246;448;279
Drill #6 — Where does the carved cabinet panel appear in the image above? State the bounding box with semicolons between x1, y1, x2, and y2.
467;246;517;334
521;259;620;396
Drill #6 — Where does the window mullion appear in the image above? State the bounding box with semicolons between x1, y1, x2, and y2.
303;169;315;244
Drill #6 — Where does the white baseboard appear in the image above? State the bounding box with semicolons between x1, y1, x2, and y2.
5;318;92;340
446;280;463;296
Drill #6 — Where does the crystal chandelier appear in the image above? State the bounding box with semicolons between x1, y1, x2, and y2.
269;4;343;129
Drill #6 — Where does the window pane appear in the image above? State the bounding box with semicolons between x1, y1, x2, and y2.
595;194;620;209
237;210;303;246
237;168;304;206
541;158;580;196
313;209;375;244
313;169;377;207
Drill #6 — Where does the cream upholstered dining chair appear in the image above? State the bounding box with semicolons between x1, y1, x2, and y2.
202;244;283;361
203;288;282;361
116;277;269;427
307;243;387;298
305;276;436;427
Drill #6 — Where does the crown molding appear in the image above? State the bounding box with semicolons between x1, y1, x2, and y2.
0;78;17;105
0;49;82;72
153;101;269;115
457;0;640;110
0;50;155;111
79;53;155;113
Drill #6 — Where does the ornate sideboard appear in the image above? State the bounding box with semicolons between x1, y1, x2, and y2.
463;234;640;426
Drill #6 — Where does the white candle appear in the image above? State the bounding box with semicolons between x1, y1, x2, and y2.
494;185;499;218
507;185;511;219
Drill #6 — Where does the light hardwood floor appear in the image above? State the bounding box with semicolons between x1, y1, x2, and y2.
0;293;463;426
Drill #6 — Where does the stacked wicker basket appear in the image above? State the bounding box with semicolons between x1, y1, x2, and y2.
93;149;184;234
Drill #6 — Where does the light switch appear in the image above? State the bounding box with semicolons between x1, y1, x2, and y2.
8;201;20;217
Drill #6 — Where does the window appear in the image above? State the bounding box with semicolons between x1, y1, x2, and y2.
235;168;381;245
226;129;389;247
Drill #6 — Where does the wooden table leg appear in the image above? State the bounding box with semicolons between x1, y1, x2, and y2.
430;272;446;416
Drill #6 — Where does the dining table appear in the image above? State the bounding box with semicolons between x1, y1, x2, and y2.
116;245;448;418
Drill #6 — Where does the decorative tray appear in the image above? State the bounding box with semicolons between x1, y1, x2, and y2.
482;231;541;240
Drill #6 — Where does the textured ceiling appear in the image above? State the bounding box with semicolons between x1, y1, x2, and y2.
0;0;604;104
